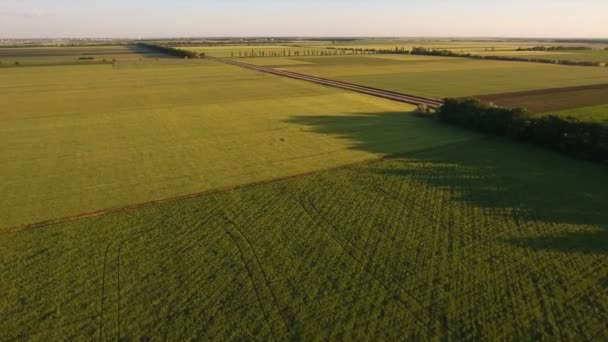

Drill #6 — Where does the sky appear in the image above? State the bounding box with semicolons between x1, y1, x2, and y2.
1;0;607;39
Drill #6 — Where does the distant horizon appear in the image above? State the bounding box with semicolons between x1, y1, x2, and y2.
1;0;606;39
2;36;607;41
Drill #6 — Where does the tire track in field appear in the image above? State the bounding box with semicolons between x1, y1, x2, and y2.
375;183;533;294
295;192;455;337
360;172;558;333
98;242;113;340
371;171;608;338
97;217;199;340
116;243;123;340
219;213;292;340
97;240;125;340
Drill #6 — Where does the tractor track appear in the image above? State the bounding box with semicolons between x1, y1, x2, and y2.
205;56;443;109
294;192;456;336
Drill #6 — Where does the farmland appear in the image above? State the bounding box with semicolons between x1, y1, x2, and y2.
541;104;608;124
478;49;608;65
2;133;607;340
478;84;608;114
2;39;608;340
298;39;608;64
238;54;608;98
2;54;487;230
0;45;166;66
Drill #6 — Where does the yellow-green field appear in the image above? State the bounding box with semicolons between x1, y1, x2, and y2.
0;45;166;66
0;58;482;230
239;54;608;98
540;104;608;124
3;43;608;340
478;49;608;64
302;39;608;52
3;132;607;340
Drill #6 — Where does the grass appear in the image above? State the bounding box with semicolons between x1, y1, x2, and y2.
1;58;493;230
0;45;166;66
539;104;608;124
241;54;608;98
2;122;607;340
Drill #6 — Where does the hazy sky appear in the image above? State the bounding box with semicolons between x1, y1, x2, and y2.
1;0;607;38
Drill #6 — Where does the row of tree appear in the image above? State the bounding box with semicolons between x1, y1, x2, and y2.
436;98;608;163
516;46;592;51
232;48;386;58
135;43;202;59
408;47;605;67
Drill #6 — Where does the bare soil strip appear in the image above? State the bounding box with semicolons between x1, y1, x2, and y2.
205;56;444;109
478;83;608;113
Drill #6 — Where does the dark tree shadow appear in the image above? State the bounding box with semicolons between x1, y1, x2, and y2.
286;112;608;254
126;44;178;59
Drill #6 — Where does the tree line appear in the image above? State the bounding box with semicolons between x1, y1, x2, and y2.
436;98;608;163
408;47;606;67
516;46;592;51
231;48;394;58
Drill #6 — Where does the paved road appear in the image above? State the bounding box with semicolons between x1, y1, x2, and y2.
205;56;444;109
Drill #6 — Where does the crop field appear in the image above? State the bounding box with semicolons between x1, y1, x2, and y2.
239;54;608;98
302;39;608;59
3;39;608;340
302;40;608;53
540;104;608;124
1;57;492;230
0;45;166;66
478;49;608;64
478;84;608;114
2;133;607;340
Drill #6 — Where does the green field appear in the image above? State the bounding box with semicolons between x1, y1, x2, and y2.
479;49;608;64
1;58;494;230
2;133;607;340
3;42;608;340
300;40;608;64
240;54;608;98
0;45;166;66
541;104;608;124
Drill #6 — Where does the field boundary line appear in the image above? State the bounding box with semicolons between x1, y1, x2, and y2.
3;137;484;235
204;56;444;108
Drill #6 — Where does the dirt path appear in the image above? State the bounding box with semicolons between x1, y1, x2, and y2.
205;56;444;109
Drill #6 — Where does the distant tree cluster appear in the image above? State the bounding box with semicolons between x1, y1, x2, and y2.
437;98;608;163
410;47;461;57
516;46;592;51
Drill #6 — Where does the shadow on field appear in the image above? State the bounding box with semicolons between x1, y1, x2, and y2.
126;44;178;59
287;111;608;254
